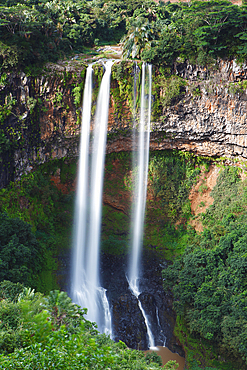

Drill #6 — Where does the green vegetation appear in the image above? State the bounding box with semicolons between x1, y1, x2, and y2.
1;0;247;72
111;61;138;122
0;281;163;369
163;167;247;368
0;213;42;287
0;159;75;293
1;146;247;368
3;143;247;368
173;315;240;370
0;0;153;72
102;150;210;260
103;151;247;368
122;0;247;66
102;206;130;256
228;80;247;95
144;151;207;259
148;151;201;221
154;75;187;109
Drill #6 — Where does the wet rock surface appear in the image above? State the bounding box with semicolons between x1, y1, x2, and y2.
100;251;184;356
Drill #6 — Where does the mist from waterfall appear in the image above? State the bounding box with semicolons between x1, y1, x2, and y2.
128;63;153;348
71;61;113;336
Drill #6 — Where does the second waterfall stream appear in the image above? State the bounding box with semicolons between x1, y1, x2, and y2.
128;63;154;348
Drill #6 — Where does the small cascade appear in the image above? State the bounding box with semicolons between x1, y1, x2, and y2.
128;278;155;349
71;61;113;335
128;63;153;348
99;287;113;337
156;306;161;328
156;305;167;347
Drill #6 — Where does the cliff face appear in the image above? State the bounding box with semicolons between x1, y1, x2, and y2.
1;58;247;188
152;60;247;158
0;66;82;187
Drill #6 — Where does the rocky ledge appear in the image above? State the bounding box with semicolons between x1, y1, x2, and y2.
2;59;247;188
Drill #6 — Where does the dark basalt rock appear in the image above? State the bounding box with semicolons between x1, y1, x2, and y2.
112;293;148;350
100;250;185;356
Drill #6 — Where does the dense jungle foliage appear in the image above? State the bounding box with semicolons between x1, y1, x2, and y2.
1;0;247;72
0;280;171;369
163;166;247;368
124;0;247;65
0;160;75;292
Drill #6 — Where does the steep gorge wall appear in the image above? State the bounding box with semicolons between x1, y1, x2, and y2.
154;60;247;158
1;59;247;188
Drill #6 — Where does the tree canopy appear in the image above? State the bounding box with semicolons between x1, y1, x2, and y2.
123;0;247;66
0;213;42;287
1;0;247;71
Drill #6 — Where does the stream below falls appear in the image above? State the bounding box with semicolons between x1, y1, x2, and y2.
146;346;185;369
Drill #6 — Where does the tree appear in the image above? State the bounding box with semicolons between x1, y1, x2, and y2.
122;17;153;59
0;286;163;369
0;213;42;287
142;26;182;65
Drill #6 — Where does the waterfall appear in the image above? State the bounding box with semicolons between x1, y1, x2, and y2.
71;61;113;335
129;63;151;290
99;287;113;337
86;60;113;331
72;65;92;311
128;63;153;348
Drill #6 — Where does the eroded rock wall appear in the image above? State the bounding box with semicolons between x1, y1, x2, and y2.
150;60;247;158
0;66;83;187
1;59;247;188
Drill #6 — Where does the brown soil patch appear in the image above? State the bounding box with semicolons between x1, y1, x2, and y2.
103;158;132;214
189;165;220;232
50;170;76;194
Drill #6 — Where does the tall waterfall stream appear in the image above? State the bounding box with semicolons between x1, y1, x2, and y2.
128;63;155;348
71;61;113;335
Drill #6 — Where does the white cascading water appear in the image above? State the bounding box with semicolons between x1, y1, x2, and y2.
156;306;161;328
72;62;113;335
86;60;113;333
128;63;154;348
72;64;92;311
100;287;112;337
